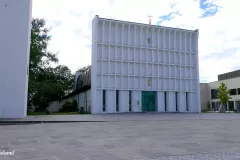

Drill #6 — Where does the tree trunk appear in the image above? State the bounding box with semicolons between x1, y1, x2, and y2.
218;104;226;113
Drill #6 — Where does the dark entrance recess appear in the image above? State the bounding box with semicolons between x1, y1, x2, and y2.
142;91;156;112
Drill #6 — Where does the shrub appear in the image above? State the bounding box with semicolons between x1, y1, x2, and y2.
59;100;79;112
59;101;72;112
207;101;211;110
79;106;91;114
72;100;78;112
34;106;46;112
46;109;51;114
201;108;209;113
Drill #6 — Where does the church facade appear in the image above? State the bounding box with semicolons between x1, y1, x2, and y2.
90;15;200;113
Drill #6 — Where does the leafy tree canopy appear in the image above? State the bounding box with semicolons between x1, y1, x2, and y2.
28;18;74;111
217;82;231;105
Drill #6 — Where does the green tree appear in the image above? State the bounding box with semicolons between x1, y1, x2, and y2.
217;82;231;105
28;18;74;112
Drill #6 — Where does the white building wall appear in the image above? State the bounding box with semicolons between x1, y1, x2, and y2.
91;15;200;114
200;83;209;110
106;90;115;113
188;93;197;112
132;91;141;112
157;92;165;112
48;96;76;112
77;90;91;109
178;92;187;112
207;77;240;110
119;90;129;112
166;92;176;112
93;90;102;113
78;93;84;108
48;90;92;112
91;14;99;114
0;0;32;118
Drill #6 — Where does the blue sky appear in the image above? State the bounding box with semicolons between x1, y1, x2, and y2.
199;0;219;17
32;0;240;82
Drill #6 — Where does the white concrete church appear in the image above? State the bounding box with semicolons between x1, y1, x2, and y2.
60;15;201;114
0;0;200;117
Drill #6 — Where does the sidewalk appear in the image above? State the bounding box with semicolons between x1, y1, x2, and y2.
1;113;240;124
0;114;105;124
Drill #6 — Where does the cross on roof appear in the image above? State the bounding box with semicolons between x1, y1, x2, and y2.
147;14;153;25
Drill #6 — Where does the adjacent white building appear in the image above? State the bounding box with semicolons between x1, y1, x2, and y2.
201;70;240;111
0;0;32;118
90;15;200;113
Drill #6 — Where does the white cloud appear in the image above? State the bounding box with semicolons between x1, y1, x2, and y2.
32;0;240;82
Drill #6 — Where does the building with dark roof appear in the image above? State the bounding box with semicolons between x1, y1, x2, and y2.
200;70;240;111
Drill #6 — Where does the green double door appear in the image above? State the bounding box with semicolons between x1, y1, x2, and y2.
142;91;156;112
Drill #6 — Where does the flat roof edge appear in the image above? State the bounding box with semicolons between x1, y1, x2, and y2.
97;16;198;32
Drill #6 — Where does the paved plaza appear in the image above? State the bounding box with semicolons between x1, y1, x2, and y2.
2;112;240;122
1;113;240;160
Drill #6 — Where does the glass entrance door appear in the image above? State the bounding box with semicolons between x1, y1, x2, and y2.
142;91;156;112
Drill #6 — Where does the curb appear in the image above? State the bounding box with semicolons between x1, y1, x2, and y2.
0;121;107;125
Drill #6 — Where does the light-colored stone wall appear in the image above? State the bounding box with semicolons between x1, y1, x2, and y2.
0;0;32;118
48;96;76;112
48;90;91;112
91;15;200;114
200;83;209;110
207;77;240;110
200;77;240;111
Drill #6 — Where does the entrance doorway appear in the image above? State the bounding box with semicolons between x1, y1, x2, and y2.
142;91;156;112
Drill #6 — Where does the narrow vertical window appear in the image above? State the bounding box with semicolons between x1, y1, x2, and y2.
103;90;106;112
186;92;189;111
176;92;178;112
116;90;119;112
129;91;132;112
164;92;167;111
